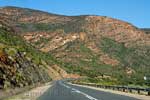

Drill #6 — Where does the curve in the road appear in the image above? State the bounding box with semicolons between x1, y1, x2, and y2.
38;81;139;100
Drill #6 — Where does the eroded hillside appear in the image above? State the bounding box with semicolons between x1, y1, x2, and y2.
0;27;51;89
0;26;74;90
0;6;150;85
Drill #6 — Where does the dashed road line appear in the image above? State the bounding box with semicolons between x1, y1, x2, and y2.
59;81;99;100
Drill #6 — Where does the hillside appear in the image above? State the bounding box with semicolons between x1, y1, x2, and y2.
0;26;52;90
0;26;71;90
0;6;150;86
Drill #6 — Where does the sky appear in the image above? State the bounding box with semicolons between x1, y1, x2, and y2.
0;0;149;28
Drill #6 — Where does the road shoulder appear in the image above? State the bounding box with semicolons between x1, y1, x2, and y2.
4;82;52;100
69;83;150;100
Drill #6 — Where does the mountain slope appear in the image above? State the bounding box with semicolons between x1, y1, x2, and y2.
0;27;52;89
0;6;150;86
0;26;70;90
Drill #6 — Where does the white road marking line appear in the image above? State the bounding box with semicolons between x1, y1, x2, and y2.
71;88;98;100
59;81;71;89
59;81;98;100
71;88;81;93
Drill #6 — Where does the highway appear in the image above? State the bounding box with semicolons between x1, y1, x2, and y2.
38;80;139;100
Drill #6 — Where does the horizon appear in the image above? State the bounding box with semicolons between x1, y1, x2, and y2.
0;0;149;28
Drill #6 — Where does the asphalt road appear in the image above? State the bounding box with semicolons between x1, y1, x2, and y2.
38;80;139;100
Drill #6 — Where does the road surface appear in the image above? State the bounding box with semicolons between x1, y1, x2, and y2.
38;80;139;100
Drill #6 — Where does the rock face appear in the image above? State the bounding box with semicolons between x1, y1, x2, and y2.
0;25;78;90
0;46;51;89
0;26;54;89
0;6;150;85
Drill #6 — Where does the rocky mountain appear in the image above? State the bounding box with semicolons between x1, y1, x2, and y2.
0;6;150;86
0;25;77;91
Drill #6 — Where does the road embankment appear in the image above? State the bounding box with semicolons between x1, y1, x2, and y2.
1;82;52;100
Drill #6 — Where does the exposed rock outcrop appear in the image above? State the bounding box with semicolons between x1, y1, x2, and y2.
0;6;150;85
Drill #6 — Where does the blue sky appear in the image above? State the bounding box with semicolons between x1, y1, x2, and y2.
0;0;149;28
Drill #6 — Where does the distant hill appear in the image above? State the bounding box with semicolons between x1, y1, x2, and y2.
0;6;150;86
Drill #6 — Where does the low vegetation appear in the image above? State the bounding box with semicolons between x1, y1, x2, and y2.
0;6;150;88
0;27;53;89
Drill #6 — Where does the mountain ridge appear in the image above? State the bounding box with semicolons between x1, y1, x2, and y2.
0;6;150;86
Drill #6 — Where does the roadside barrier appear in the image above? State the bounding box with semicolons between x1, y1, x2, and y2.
73;82;150;96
